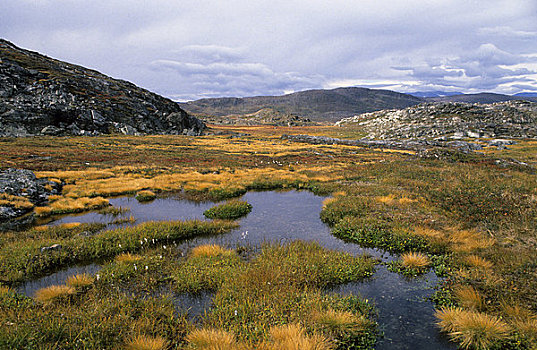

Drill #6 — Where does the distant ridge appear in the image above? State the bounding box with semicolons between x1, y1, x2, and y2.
427;92;537;104
515;92;537;97
409;91;462;98
179;87;424;122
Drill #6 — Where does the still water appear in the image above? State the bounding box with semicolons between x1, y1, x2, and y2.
20;191;455;350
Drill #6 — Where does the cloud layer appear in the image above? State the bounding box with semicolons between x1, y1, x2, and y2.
1;0;536;100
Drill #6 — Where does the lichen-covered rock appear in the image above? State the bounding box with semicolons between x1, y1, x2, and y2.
335;101;537;140
0;168;62;222
0;39;205;137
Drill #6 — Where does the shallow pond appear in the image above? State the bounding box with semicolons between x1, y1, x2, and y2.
20;190;455;349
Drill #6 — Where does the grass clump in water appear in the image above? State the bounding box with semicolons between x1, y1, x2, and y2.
387;252;431;277
35;285;75;305
436;306;511;350
203;199;252;220
66;273;94;290
0;220;238;283
135;190;157;202
190;244;234;258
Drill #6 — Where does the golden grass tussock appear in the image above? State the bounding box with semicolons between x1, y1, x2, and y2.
34;225;49;232
454;285;484;311
376;194;396;205
398;196;418;205
59;222;81;229
186;328;239;350
66;273;94;290
125;335;168;350
400;252;431;269
311;308;369;333
35;285;75;304
190;244;234;258
501;302;537;322
52;164;343;199
261;324;333;350
413;226;445;240
500;302;537;341
36;169;116;183
448;229;495;252
436;307;510;350
47;194;62;202
0;285;12;295
115;253;143;263
34;206;52;216
464;255;493;270
512;319;537;342
322;197;337;208
0;193;34;210
35;197;109;217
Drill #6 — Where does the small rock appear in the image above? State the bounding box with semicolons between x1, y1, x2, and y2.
488;139;516;147
40;244;62;253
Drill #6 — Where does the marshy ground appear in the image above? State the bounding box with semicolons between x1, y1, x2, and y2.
1;124;536;349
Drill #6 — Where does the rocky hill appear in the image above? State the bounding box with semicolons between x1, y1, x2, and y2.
180;87;423;123
428;92;537;104
335;100;537;140
200;108;317;126
0;39;205;137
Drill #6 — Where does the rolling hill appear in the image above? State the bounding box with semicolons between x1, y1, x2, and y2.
179;87;424;123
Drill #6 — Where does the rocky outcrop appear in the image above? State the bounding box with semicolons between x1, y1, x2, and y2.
200;108;317;126
335;101;537;140
0;39;205;137
281;134;484;152
0;168;61;222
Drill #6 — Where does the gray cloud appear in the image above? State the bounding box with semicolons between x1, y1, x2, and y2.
392;44;537;93
1;0;537;99
478;26;537;40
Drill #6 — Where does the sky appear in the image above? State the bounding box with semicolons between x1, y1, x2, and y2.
1;0;537;101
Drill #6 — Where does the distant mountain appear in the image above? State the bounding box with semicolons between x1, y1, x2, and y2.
179;87;424;122
515;92;537;97
0;39;205;137
409;91;462;98
428;93;537;104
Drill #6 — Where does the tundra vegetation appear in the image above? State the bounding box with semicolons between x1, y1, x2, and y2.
0;125;536;349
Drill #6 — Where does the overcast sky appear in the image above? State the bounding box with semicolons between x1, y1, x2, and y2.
2;0;537;100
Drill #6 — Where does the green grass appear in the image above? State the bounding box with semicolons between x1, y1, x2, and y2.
203;241;376;345
203;199;253;220
0;220;238;283
135;190;157;202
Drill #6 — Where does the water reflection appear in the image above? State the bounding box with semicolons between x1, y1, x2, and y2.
19;190;454;350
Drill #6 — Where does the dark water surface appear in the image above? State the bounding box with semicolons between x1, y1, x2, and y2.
19;191;455;350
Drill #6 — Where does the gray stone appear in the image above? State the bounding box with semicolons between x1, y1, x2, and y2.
0;168;63;222
0;39;205;137
40;244;62;253
41;125;63;135
488;139;516;146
